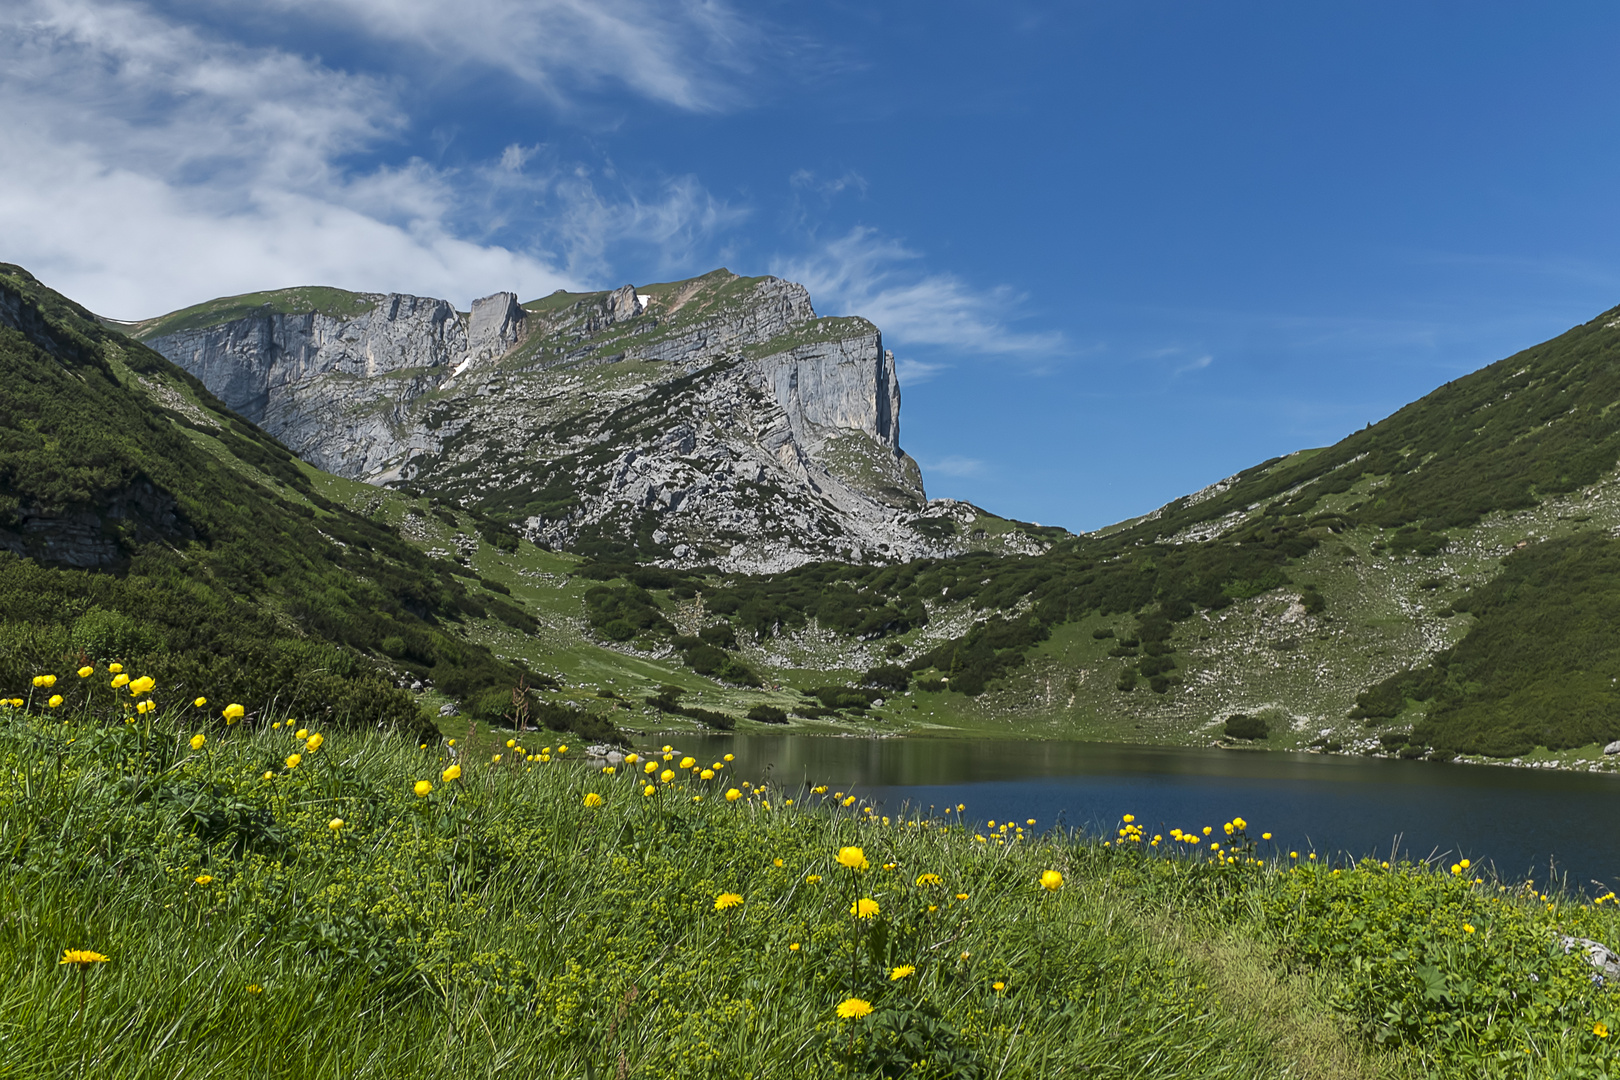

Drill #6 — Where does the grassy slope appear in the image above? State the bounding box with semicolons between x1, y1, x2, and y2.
3;694;1617;1078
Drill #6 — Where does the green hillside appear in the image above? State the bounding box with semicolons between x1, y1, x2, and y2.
0;264;615;742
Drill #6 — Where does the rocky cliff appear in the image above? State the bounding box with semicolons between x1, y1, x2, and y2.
133;270;1056;570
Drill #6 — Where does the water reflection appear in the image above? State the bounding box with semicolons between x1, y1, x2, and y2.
671;734;1620;893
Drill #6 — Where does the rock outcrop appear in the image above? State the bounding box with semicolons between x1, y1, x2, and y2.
135;270;1057;569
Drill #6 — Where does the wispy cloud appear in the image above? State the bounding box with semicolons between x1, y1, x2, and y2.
894;357;946;386
0;0;750;316
226;0;764;113
774;226;1064;357
921;455;987;478
1174;354;1213;374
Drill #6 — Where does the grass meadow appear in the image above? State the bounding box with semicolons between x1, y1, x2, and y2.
3;668;1620;1078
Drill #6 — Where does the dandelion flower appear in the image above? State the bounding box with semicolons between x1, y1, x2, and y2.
836;998;873;1019
850;898;880;919
583;792;604;808
836;846;870;872
60;950;110;968
77;666;94;678
889;965;915;981
285;753;301;770
328;818;344;831
414;780;433;797
714;892;744;911
1040;870;1063;891
916;873;943;887
247;984;263;994
725;788;742;802
189;734;206;751
222;703;244;722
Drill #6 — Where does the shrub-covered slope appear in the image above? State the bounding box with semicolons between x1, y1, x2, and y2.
0;264;611;738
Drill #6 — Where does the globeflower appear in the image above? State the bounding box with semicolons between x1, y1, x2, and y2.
328;818;344;831
194;697;207;708
414;780;433;797
294;728;308;740
850;898;880;919
679;756;695;769
837;846;870;872
643;785;656;797
714;892;743;911
659;769;675;783
836;998;873;1020
190;734;206;751
194;874;213;885
110;674;130;688
285;754;302;770
47;695;63;708
222;703;245;722
624;753;639;765
33;674;57;688
128;676;155;696
700;768;714;780
77;666;94;678
1040;870;1063;891
725;788;742;802
583;792;604;808
1596;1022;1610;1038
442;763;461;782
304;733;324;753
107;663;123;674
644;761;658;774
136;700;156;715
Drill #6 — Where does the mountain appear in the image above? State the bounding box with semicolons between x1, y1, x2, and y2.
130;272;1058;572
0;263;618;741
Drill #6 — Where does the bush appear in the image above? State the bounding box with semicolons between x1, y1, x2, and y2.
745;704;788;724
1223;714;1268;740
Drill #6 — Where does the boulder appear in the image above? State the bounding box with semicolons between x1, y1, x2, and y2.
1560;935;1620;984
1604;740;1620;755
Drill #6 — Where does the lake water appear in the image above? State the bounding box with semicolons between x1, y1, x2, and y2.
668;734;1620;894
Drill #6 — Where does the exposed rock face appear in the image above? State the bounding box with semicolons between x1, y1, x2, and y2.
137;270;1057;569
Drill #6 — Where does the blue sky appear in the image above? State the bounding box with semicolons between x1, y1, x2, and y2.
6;2;1620;531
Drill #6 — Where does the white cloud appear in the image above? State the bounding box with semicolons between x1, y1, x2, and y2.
238;0;761;112
921;455;987;478
774;226;1063;357
0;0;749;316
1175;354;1214;374
894;357;946;386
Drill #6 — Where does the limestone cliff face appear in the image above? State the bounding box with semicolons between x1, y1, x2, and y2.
137;270;1052;569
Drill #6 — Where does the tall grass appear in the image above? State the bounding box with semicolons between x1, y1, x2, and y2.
1;674;1617;1078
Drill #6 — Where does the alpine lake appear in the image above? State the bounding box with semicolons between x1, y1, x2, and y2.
665;734;1620;895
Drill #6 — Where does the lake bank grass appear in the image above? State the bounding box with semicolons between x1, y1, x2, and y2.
2;678;1618;1078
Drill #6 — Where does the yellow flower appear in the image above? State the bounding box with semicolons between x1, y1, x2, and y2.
583;792;604;808
1290;852;1298;859
812;785;827;794
294;728;309;740
247;983;263;994
679;756;695;769
60;949;110;968
193;696;207;707
915;873;943;887
189;734;206;751
805;874;822;884
194;874;214;884
285;753;301;770
491;754;502;764
77;666;94;678
842;796;856;807
110;674;130;688
625;753;639;765
836;998;873;1020
602;766;616;774
789;942;801;951
850;898;880;919
660;768;675;783
954;893;969;901
723;753;734;762
773;858;785;867
889;965;915;980
714;892;744;911
136;700;156;715
1040;870;1063;891
128;675;155;696
262;771;273;780
506;739;516;748
447;739;456;747
991;981;1006;993
1596;1022;1610;1038
700;768;715;780
107;663;123;674
328;818;344;831
1262;832;1272;840
222;703;245;722
643;784;656;797
1201;826;1212;836
644;761;658;774
1463;924;1475;934
1122;813;1134;823
725;788;742;801
34;674;57;688
836;846;870;872
557;745;568;753
442;763;461;782
414;780;433;797
304;733;324;753
47;695;63;708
